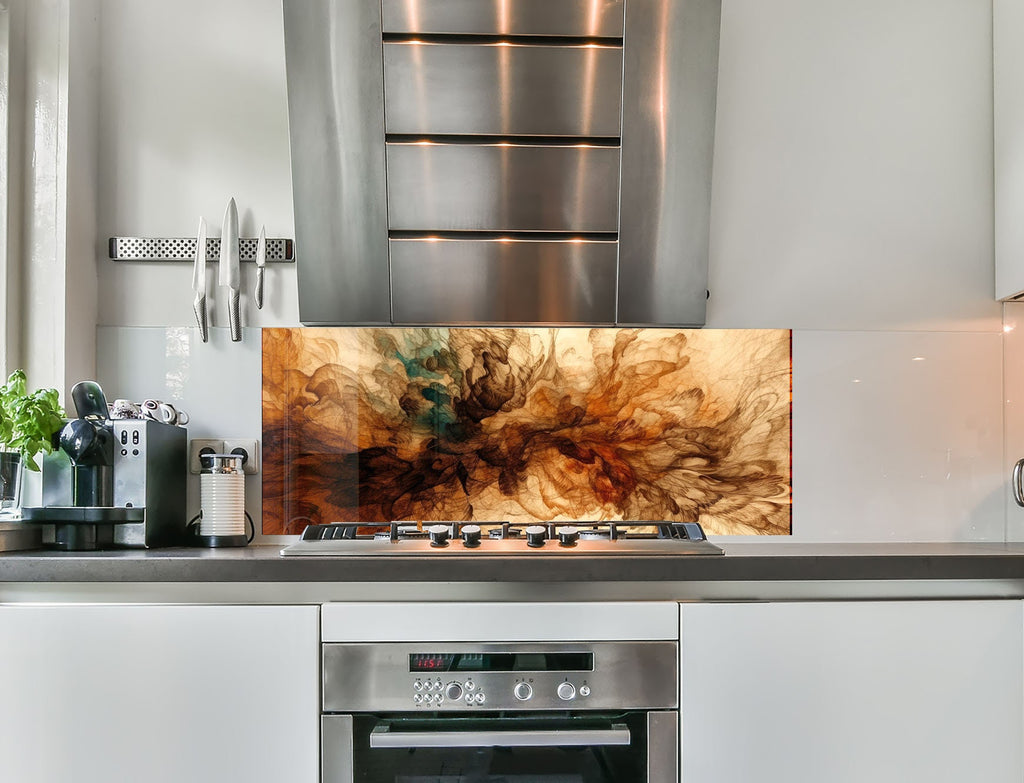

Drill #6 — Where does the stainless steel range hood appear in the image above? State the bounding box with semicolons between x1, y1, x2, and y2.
283;0;721;326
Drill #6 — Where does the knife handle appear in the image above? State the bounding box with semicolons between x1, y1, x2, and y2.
193;294;209;343
255;267;265;310
229;289;241;342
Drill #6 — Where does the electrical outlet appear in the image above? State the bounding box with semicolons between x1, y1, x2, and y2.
223;438;260;475
189;439;224;474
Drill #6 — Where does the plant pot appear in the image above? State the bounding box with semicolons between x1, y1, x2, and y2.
0;451;23;517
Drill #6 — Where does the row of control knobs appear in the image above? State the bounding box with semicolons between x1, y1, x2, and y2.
428;524;582;548
414;678;590;704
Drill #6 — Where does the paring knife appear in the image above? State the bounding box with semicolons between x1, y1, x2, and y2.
219;197;241;342
254;224;266;309
192;216;209;342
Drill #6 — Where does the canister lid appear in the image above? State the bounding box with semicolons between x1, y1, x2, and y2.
199;453;245;474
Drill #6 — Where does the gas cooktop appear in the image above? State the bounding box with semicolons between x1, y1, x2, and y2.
279;521;724;557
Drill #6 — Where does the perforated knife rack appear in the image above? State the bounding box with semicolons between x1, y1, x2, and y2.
108;237;294;263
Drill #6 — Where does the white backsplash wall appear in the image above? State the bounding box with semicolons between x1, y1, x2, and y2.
1003;302;1024;541
90;0;1005;542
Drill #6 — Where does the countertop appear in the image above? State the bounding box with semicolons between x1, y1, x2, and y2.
3;542;1024;603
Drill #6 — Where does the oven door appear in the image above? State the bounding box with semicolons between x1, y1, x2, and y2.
323;711;677;783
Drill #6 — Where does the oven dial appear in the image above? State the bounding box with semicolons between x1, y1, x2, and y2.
413;694;422;705
474;692;486;705
413;680;423;691
557;682;576;701
513;682;533;701
465;680;476;691
445;682;464;701
579;685;591;697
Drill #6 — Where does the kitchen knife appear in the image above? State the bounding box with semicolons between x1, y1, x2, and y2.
219;197;241;342
254;224;266;310
192;217;209;342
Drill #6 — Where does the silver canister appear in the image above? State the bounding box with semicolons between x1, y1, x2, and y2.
198;453;248;547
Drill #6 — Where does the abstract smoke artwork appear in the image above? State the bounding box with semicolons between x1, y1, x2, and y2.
262;328;791;535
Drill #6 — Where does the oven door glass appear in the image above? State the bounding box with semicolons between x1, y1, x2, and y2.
339;712;653;782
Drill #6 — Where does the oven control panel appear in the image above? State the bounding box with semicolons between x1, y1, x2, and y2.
322;641;678;713
409;674;593;708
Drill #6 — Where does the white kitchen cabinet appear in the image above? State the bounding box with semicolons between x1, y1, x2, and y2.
996;0;1024;300
0;604;319;783
679;600;1023;783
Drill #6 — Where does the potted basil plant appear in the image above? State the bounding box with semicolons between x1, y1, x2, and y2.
0;370;65;515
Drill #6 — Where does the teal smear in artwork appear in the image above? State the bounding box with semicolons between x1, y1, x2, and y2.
383;329;465;442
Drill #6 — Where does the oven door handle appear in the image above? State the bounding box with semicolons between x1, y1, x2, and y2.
369;723;631;749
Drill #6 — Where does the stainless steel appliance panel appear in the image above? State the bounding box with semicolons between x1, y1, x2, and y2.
283;0;392;325
322;641;678;713
617;0;721;326
647;712;679;782
386;143;621;231
383;42;623;137
322;715;354;783
382;0;625;37
390;239;617;323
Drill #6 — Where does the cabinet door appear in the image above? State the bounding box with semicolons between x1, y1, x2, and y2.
680;601;1023;783
0;604;319;783
996;0;1024;299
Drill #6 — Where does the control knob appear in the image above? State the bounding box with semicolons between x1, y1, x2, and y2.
557;526;579;547
556;682;576;701
513;682;533;701
461;524;482;548
427;524;450;547
525;525;547;548
445;682;464;701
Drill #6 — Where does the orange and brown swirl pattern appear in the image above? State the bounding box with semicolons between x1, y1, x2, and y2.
262;328;791;535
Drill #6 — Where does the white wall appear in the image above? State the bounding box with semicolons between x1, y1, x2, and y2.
92;0;1006;542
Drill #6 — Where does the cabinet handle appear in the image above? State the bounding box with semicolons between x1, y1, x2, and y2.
1013;459;1024;507
369;724;630;749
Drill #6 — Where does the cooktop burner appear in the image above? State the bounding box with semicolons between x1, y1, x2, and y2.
279;520;724;556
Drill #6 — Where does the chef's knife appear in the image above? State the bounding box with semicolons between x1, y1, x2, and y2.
254;224;266;310
192;216;209;342
219;197;241;342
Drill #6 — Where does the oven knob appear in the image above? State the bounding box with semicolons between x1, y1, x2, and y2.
465;680;475;691
413;680;423;691
513;682;533;701
525;525;547;548
461;524;482;548
413;694;422;705
474;692;486;705
557;682;576;701
428;524;450;547
445;682;464;701
557;526;579;547
579;685;591;697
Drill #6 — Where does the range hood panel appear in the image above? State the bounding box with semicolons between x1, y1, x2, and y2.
390;239;618;324
386;143;622;233
383;42;624;137
284;0;721;327
381;0;626;37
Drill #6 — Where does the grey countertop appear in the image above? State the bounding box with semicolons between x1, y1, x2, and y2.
2;542;1024;584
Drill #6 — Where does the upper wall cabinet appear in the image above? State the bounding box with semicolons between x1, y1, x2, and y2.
996;0;1024;300
283;0;722;326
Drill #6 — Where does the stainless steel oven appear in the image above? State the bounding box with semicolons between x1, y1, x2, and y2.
321;640;678;782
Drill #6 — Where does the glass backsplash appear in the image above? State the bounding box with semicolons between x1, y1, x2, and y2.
262;327;792;535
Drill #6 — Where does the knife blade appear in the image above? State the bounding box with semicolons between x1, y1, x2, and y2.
192;217;209;342
254;224;266;310
219;197;241;342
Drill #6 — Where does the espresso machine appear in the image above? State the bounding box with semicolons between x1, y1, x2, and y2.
22;381;187;550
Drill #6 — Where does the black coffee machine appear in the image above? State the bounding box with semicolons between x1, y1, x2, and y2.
22;381;187;550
